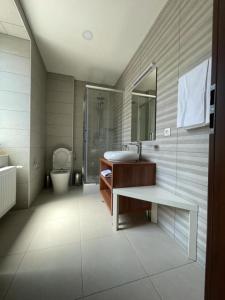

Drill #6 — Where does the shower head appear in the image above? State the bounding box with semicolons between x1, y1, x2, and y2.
97;97;104;110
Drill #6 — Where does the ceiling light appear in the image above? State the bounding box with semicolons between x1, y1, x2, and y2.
82;30;93;41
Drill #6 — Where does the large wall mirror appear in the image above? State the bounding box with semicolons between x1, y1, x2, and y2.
131;66;157;141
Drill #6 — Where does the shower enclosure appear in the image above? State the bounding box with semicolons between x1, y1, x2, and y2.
84;86;123;183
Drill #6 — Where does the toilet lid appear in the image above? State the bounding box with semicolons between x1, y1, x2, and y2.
53;148;72;170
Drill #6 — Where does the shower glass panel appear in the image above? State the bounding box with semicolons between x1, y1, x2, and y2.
84;87;123;183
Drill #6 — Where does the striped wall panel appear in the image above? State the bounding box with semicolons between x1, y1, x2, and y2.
46;73;74;172
116;0;213;266
29;41;47;205
0;34;31;208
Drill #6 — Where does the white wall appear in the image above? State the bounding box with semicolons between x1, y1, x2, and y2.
0;34;31;208
0;33;47;207
46;73;74;173
73;80;85;172
0;0;48;208
116;0;213;265
29;42;47;205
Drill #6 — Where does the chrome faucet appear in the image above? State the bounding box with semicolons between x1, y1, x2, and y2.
128;141;142;160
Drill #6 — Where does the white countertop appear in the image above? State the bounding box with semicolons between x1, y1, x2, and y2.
113;185;198;211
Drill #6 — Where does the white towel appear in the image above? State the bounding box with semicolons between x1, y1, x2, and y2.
101;169;112;178
205;57;212;124
177;59;211;128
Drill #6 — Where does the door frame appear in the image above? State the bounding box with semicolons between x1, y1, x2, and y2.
205;0;225;298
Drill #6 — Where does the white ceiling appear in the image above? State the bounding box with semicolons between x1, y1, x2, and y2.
20;0;167;85
0;0;29;40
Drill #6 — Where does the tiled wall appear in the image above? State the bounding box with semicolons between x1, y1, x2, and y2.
0;34;31;207
29;42;47;205
116;0;213;265
73;80;85;172
46;73;74;172
112;91;123;150
0;34;47;207
12;0;47;207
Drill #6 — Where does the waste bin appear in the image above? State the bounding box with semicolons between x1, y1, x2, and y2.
74;171;82;186
45;173;51;188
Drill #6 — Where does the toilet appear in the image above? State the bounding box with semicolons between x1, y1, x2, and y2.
50;148;72;194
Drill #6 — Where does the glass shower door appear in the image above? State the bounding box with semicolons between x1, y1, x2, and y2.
84;88;115;183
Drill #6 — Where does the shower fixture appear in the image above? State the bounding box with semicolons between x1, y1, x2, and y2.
96;97;105;138
84;85;123;183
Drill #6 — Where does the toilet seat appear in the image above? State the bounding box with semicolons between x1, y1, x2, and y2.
53;148;72;171
50;148;72;194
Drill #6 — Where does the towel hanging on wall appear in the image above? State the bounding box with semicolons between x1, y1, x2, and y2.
177;58;211;129
205;58;212;124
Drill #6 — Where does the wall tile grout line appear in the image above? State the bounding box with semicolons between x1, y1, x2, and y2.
0;49;30;59
121;227;164;300
0;70;30;78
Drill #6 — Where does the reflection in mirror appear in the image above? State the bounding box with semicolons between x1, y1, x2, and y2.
131;67;157;141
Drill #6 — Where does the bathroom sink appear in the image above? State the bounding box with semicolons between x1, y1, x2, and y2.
104;151;139;162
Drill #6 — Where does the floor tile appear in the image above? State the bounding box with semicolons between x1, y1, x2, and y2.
0;223;37;257
118;212;150;230
31;197;79;222
84;278;161;300
0;254;23;300
0;187;205;300
80;212;113;241
32;188;82;206
0;209;35;228
124;223;191;275
151;262;205;300
28;217;80;251
78;196;108;217
81;235;146;296
5;245;82;300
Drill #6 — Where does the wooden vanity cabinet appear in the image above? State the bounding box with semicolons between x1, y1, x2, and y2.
99;158;156;215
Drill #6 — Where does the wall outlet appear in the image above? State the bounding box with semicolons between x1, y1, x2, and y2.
164;128;171;136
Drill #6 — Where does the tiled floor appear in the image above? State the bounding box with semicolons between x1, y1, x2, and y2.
0;185;205;300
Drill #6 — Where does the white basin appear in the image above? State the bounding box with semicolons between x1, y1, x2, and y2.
0;154;8;168
104;151;139;162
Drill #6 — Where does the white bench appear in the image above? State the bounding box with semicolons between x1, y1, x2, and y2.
112;185;198;260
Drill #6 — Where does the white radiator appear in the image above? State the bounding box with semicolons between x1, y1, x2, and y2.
0;166;16;218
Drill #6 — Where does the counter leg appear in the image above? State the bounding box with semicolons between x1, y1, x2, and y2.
113;193;119;231
151;203;158;223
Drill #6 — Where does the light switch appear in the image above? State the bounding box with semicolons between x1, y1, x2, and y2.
164;128;171;136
